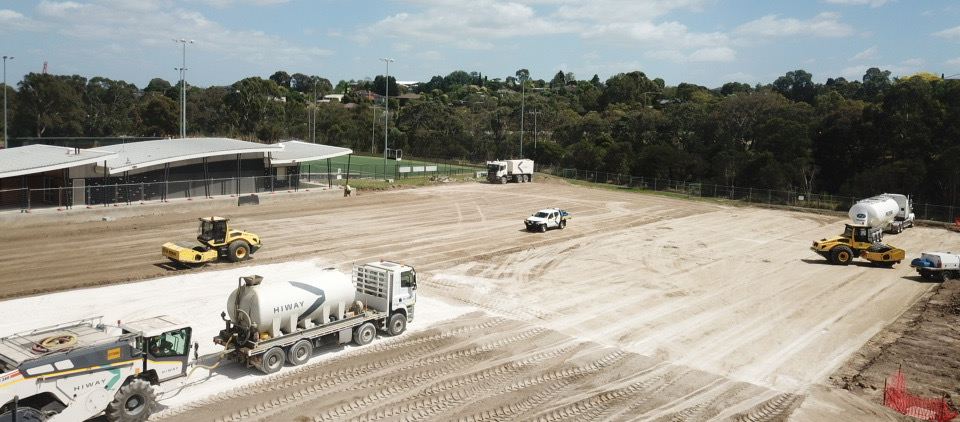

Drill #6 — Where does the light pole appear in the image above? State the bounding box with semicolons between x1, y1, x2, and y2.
530;110;542;160
379;58;394;165
2;55;12;149
173;39;194;138
519;77;525;158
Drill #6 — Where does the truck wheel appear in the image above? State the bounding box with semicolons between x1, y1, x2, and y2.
286;340;313;366
259;347;285;374
559;220;566;229
0;408;47;422
387;313;407;336
105;379;156;422
941;271;952;283
228;241;250;262
354;322;376;346
500;176;507;184
830;246;853;265
539;224;547;233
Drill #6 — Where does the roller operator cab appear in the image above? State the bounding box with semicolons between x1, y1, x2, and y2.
810;223;905;266
0;316;194;422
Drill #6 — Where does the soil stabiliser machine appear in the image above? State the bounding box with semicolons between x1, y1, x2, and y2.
0;316;195;422
811;223;905;266
162;217;261;267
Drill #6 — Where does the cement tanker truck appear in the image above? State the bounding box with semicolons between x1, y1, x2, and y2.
214;261;417;374
849;194;915;234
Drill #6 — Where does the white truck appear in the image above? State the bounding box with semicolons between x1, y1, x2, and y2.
849;193;915;234
524;208;571;232
0;316;194;422
910;252;960;282
214;260;417;374
486;159;534;184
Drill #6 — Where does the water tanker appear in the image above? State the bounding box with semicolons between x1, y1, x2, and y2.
215;261;418;374
848;193;914;233
226;268;357;340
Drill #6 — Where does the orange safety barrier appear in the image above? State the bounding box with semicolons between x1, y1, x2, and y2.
884;369;957;421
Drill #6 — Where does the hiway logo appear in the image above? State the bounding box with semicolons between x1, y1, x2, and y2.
273;301;305;314
289;282;327;322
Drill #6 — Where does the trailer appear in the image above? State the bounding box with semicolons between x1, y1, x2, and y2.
213;261;417;374
849;194;915;234
910;252;960;282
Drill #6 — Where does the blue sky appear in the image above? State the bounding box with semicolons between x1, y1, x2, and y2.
2;0;959;90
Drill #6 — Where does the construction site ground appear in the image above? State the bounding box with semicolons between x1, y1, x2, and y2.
0;178;957;422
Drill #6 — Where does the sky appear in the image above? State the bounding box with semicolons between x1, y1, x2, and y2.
1;0;960;90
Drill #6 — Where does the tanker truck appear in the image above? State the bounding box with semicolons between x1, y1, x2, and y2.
486;159;533;184
849;194;915;234
214;260;417;374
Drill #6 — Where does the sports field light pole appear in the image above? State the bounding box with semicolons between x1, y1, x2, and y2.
379;58;394;166
2;55;12;149
173;39;194;138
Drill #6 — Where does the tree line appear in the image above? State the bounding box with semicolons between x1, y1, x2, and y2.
1;67;959;208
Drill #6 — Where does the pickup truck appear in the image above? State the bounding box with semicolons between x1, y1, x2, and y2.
910;252;960;282
525;208;570;232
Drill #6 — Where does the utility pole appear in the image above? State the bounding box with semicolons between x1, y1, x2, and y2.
2;55;12;149
379;58;394;165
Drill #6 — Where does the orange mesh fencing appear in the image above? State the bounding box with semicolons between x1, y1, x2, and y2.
884;369;957;421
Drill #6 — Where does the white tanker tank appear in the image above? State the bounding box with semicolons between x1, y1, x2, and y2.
226;268;358;340
848;193;915;233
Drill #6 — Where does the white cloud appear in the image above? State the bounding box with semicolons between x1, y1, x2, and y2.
850;46;878;61
356;1;575;48
948;57;960;67
822;0;892;7
0;8;43;33
933;26;960;41
734;12;854;38
555;0;713;23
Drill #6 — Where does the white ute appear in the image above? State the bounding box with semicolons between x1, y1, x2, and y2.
910;252;960;282
525;208;570;232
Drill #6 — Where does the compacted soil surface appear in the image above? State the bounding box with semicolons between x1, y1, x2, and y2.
1;178;957;421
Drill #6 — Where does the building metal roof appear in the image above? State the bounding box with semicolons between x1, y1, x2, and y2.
92;137;284;174
271;141;353;164
0;144;118;178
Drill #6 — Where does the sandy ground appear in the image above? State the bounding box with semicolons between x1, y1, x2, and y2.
0;179;956;421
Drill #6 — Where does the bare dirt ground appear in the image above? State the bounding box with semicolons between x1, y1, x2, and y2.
1;178;957;421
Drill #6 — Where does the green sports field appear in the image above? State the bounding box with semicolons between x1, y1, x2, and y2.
300;154;483;179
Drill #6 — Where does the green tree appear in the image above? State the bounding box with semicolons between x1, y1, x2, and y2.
14;73;85;137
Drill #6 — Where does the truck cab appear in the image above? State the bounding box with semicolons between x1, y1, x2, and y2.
121;316;194;383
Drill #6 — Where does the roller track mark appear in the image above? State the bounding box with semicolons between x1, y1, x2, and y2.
425;279;552;320
152;317;509;421
406;342;580;402
452;349;635;422
312;327;551;422
733;393;804;422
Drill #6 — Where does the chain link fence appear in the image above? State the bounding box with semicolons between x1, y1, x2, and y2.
541;166;958;224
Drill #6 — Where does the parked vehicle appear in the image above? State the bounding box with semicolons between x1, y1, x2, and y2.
214;261;417;374
910;252;960;282
524;208;571;232
849;194;915;234
486;159;534;184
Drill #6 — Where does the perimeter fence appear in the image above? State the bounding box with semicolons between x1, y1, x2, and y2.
0;160;483;212
542;166;958;224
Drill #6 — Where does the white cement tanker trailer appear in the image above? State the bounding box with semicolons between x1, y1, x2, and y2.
214;261;418;374
848;193;915;234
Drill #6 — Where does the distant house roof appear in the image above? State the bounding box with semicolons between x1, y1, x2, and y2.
396;93;421;100
0;144;118;178
93;137;283;174
271;141;353;164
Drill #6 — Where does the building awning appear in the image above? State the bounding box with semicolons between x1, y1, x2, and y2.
92;137;284;174
0;144;118;178
271;140;353;164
